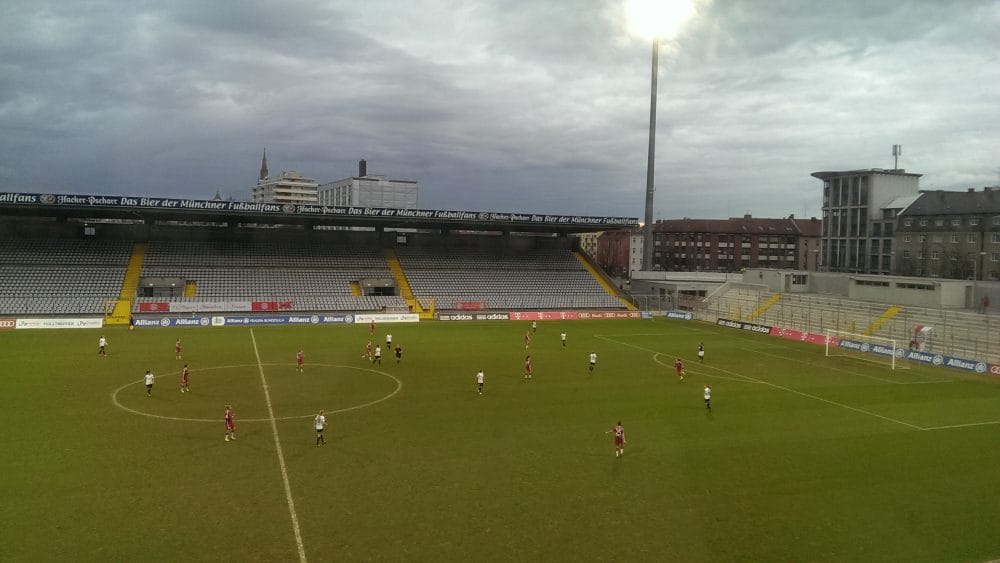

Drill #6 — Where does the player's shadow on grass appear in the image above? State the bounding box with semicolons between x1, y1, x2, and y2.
609;446;644;479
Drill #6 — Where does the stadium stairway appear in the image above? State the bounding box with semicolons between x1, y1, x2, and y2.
184;281;197;297
383;248;427;317
862;305;902;336
574;252;636;311
107;242;146;325
746;292;782;322
350;281;362;296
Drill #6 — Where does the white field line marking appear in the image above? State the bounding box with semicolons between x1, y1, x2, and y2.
597;335;924;431
921;420;1000;431
651;354;752;383
735;346;953;385
250;329;307;563
110;363;402;423
593;336;754;383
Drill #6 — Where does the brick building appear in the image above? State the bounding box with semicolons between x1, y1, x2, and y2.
597;215;821;276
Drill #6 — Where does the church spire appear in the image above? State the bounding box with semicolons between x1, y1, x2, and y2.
259;148;269;182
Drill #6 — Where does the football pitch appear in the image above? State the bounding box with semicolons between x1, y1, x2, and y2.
3;318;999;562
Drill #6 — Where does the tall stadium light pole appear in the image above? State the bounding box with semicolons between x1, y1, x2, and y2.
641;37;659;272
628;0;696;271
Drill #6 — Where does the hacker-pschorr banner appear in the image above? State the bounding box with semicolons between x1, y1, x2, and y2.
0;192;639;228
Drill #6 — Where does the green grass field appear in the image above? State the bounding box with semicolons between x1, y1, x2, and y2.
3;318;1000;562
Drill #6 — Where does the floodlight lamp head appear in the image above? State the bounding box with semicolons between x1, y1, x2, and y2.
626;0;698;40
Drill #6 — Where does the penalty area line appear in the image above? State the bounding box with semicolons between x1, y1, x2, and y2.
921;420;1000;431
250;329;308;563
597;334;924;431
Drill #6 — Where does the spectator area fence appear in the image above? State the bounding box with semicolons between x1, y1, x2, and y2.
691;285;999;364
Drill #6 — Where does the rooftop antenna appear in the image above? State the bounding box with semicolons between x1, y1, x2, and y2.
892;144;902;170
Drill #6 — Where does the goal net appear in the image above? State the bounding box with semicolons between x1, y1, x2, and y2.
825;330;907;370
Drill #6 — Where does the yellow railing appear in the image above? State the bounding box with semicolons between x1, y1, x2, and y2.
383;248;425;315
862;305;901;336
746;293;782;322
573;252;636;311
106;243;146;325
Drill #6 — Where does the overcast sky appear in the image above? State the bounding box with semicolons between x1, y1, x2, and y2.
2;0;998;220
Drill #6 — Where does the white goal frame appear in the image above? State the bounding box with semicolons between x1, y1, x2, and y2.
825;330;905;370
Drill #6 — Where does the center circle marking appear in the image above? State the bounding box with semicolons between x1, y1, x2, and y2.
111;363;402;423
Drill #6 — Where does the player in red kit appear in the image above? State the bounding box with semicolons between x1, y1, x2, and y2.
362;340;373;361
524;331;531;349
224;405;236;442
524;355;533;379
180;364;190;393
674;358;685;380
369;319;375;335
296;349;304;372
606;422;626;457
175;339;182;360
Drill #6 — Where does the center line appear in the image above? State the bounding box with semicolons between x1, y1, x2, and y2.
250;329;307;562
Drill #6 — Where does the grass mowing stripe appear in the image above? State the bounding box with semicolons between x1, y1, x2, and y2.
250;329;308;563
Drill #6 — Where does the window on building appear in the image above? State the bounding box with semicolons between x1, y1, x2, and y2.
994;233;1000;244
932;235;943;243
993;252;1000;262
969;234;978;243
951;234;960;243
918;251;925;259
904;219;912;226
934;219;944;226
920;219;928;226
970;217;979;226
896;282;934;290
903;235;911;243
931;251;940;260
951;218;961;226
994;217;1000;226
919;235;927;243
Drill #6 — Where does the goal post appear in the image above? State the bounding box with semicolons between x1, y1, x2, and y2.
825;330;906;370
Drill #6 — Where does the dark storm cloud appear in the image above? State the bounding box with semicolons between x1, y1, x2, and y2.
1;0;998;219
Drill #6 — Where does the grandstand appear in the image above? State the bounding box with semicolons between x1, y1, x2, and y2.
0;238;131;315
0;234;626;317
699;283;1000;364
135;240;406;312
0;191;639;319
397;246;623;311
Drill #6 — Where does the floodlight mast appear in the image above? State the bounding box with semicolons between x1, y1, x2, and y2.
892;144;902;170
642;37;659;272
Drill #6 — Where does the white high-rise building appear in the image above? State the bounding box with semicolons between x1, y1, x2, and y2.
251;150;318;204
812;168;921;274
318;160;417;209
